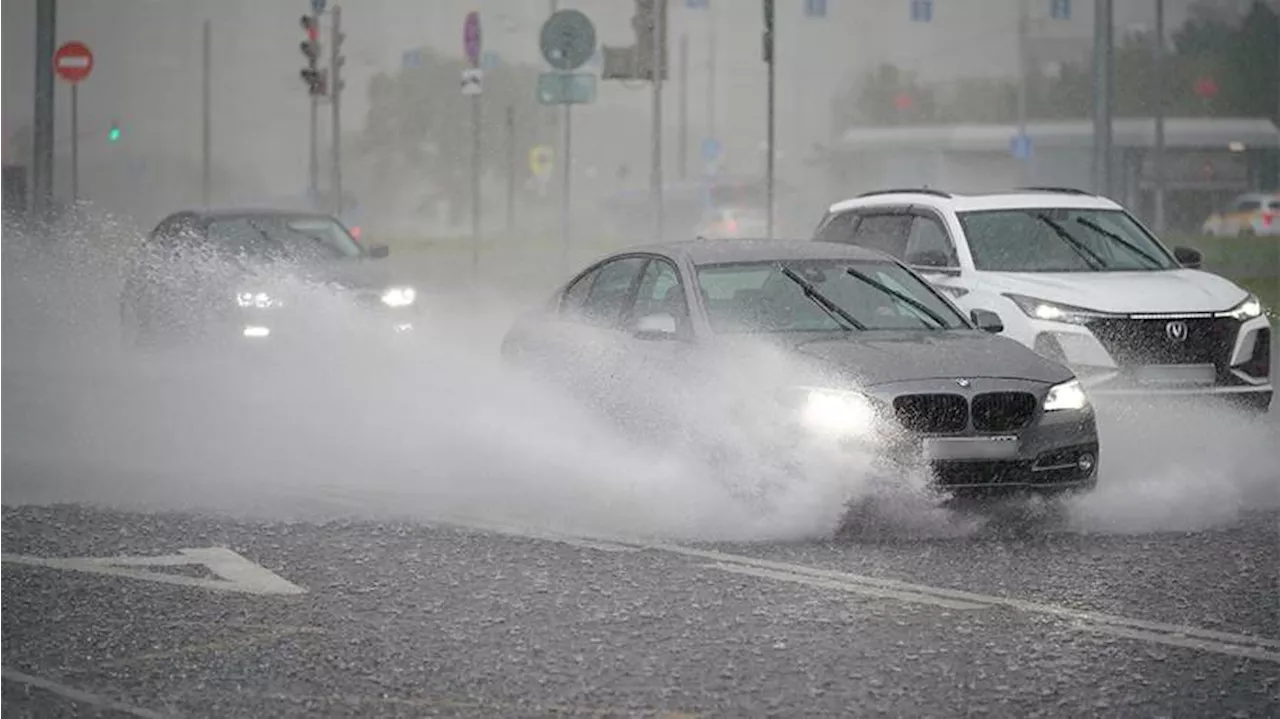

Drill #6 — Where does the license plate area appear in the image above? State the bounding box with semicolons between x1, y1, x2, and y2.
923;436;1020;461
1131;364;1216;386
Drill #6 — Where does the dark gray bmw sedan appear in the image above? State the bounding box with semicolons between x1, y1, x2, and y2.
501;239;1099;499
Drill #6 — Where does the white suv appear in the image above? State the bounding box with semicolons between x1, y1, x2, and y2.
814;188;1272;413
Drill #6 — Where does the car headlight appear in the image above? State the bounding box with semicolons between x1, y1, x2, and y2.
236;291;280;309
1226;294;1263;321
1044;379;1090;412
798;388;878;437
381;286;416;308
1005;294;1108;325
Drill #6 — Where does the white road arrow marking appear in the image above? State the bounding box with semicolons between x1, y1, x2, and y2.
1;547;306;596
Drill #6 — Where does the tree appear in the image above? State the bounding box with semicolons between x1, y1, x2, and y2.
830;3;1279;129
357;49;555;218
832;63;941;126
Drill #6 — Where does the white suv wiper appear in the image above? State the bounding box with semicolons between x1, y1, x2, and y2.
1073;217;1164;269
1034;214;1107;270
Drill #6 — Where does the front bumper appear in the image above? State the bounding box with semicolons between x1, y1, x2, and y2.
1019;313;1271;401
814;378;1102;497
883;409;1099;497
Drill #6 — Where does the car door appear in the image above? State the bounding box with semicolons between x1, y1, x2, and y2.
614;257;705;440
522;255;649;399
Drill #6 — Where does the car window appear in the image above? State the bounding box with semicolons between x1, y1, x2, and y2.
205;215;362;263
579;256;647;328
1268;200;1280;211
561;267;599;313
1234;199;1262;212
957;208;1177;273
630;259;689;328
904;214;958;268
696;259;967;333
813;211;859;244
849;214;912;258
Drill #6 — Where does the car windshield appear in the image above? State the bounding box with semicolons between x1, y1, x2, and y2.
206;215;364;263
957;208;1178;272
696;259;968;333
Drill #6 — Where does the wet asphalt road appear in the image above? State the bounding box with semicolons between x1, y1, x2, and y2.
3;501;1277;718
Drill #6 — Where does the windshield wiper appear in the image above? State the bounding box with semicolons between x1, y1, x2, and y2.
843;267;948;329
1073;217;1164;269
1034;214;1107;270
778;265;866;331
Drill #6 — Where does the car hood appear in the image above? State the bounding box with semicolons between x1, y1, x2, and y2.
976;269;1249;314
776;330;1073;388
237;256;391;292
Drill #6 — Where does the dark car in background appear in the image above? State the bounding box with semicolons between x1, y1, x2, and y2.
119;208;417;347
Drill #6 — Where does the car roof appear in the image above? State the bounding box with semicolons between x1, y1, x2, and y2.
625;239;896;265
164;207;339;224
828;189;1124;214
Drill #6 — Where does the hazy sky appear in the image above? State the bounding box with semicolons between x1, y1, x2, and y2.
1;0;1240;223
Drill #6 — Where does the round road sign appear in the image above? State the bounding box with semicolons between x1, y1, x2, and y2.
54;42;94;84
464;12;482;67
539;9;596;71
529;145;553;179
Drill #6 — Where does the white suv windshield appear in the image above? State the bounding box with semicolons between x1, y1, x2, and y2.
957;208;1177;273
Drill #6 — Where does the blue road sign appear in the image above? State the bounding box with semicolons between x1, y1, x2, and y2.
401;48;423;69
804;0;827;18
1011;133;1033;160
1050;0;1071;20
910;0;933;22
701;137;722;163
311;0;327;15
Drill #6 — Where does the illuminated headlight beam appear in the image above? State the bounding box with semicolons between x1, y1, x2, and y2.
381;287;417;308
799;389;878;437
1044;378;1089;411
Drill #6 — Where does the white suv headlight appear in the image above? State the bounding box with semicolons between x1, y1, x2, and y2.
799;388;878;437
1044;379;1090;412
381;286;417;307
1005;294;1108;325
1226;294;1263;321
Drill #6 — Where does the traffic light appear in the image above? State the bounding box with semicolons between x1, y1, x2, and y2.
299;14;326;97
107;122;121;143
330;12;346;97
602;0;667;82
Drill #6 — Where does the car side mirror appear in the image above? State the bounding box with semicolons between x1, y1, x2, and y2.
1173;246;1202;269
633;312;679;340
970;308;1004;334
367;244;390;259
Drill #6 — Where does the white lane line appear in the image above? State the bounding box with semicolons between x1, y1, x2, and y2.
1;668;172;719
627;541;1280;663
709;563;990;611
325;516;1280;662
1073;623;1280;664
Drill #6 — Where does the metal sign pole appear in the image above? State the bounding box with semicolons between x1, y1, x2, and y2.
70;84;78;204
202;19;212;207
561;97;572;270
650;0;665;243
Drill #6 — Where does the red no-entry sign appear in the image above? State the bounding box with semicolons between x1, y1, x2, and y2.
54;42;94;84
